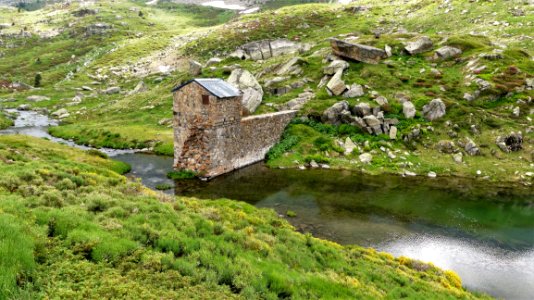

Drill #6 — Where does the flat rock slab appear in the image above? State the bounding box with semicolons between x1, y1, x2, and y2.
330;39;386;64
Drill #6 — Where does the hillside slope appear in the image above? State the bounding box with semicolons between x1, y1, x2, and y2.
0;135;486;299
0;0;532;183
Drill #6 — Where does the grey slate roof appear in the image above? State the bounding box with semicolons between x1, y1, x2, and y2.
172;78;241;98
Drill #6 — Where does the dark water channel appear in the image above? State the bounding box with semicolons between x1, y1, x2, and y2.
2;110;533;299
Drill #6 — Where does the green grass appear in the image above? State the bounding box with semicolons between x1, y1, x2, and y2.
0;135;487;299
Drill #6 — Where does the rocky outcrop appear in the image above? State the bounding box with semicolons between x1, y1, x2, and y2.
405;36;433;55
434;46;462;60
231;39;308;61
227;69;263;114
422;98;446;121
330;39;387;64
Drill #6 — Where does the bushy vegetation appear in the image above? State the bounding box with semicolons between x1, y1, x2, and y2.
0;135;486;298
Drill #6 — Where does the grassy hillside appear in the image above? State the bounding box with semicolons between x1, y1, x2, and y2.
0;0;532;182
0;135;486;299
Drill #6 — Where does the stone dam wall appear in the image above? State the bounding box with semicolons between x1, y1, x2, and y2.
174;109;296;179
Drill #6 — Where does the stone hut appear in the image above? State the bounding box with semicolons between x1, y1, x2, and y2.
172;78;296;179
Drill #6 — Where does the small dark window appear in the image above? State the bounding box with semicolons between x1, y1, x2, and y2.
202;95;210;105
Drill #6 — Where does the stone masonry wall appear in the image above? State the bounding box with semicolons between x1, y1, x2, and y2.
204;110;297;178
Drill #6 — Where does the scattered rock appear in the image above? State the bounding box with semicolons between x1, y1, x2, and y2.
102;86;121;94
389;126;397;140
206;57;222;66
496;132;523;152
322;101;349;125
359;153;373;164
158;118;173;126
85;23;112;36
276;57;306;75
330;39;387;64
81;86;93;91
17;104;31;111
326;70;347;96
385;44;392;57
374;96;388;107
422;98;446;121
428;171;437;178
344;137;357;155
402;101;416;119
323;59;349;75
280;91;315;110
188;60;202;76
352;103;372;117
309;160;319;168
227;69;263;114
463;138;481;156
404;36;433;55
452;152;463;164
26;95;50;102
434;46;462;60
403;170;417;176
129;81;148;95
437;140;457;154
51;108;68;117
343;84;364;98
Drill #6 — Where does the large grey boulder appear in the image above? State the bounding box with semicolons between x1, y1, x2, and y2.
330;39;387;64
227;69;264;114
434;46;462;60
405;36;433;55
27;95;50;102
402;101;416;119
422;98;446;121
326;70;347;96
322;101;350;125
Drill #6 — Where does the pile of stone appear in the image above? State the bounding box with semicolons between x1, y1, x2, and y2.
322;100;399;139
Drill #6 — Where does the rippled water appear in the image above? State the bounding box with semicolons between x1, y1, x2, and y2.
2;109;534;299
